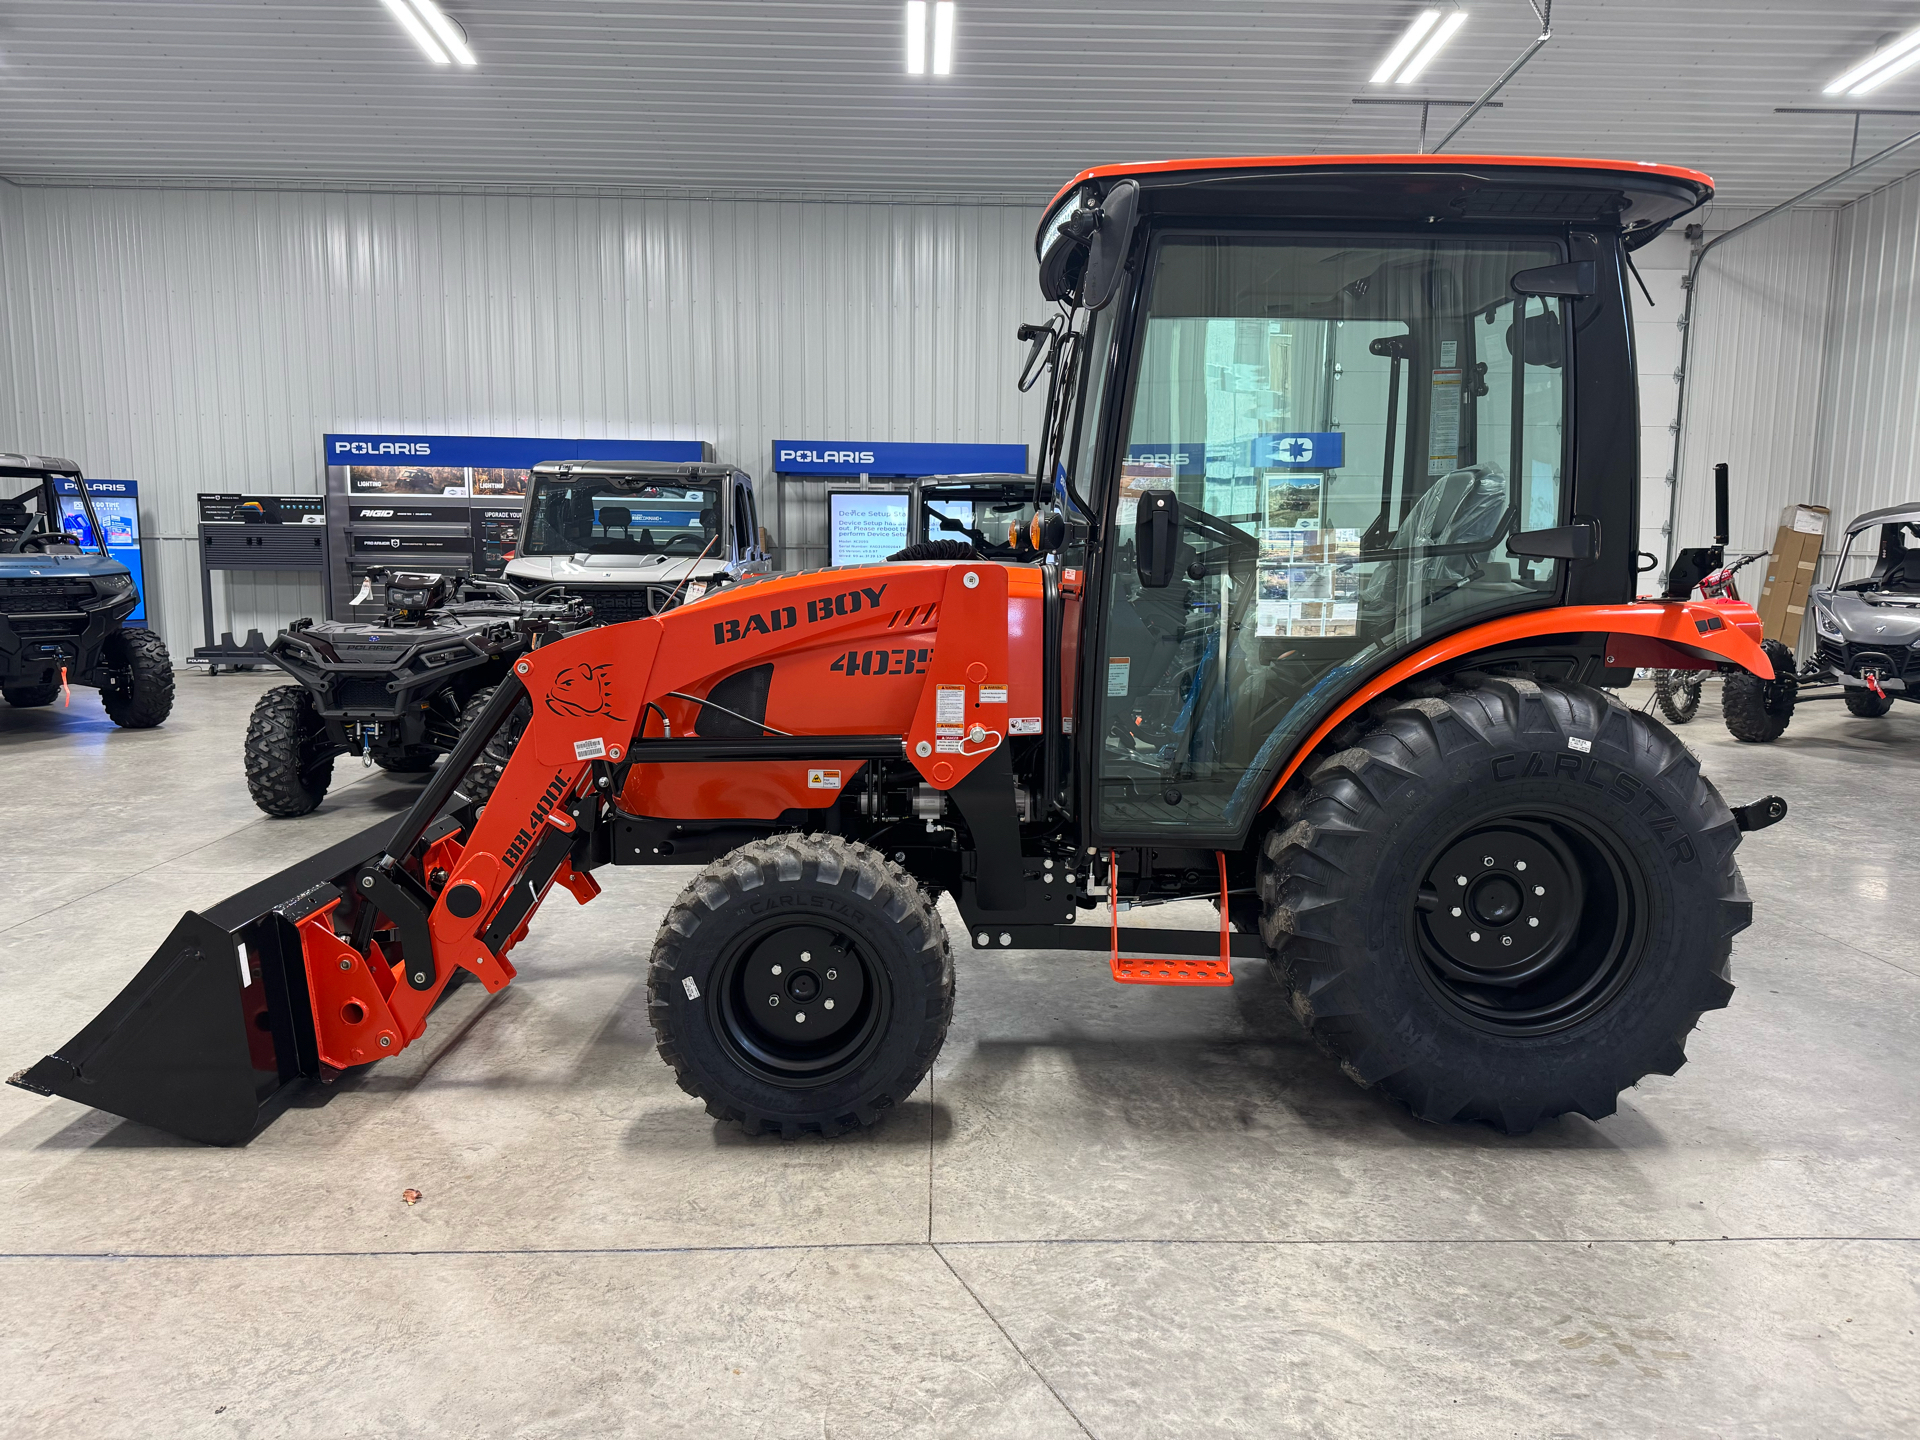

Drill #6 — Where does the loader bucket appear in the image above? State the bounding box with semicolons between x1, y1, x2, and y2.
9;677;526;1144
8;818;399;1144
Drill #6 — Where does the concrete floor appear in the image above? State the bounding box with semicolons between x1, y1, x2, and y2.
0;671;1914;1438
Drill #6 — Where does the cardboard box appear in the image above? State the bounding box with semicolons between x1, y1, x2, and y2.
1755;504;1829;645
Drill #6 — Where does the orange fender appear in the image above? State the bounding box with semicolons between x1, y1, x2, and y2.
1263;599;1771;807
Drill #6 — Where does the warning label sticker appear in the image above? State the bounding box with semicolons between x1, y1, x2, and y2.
573;737;607;760
978;685;1008;705
1107;658;1131;697
936;737;964;753
936;684;966;725
1009;716;1042;735
807;768;842;789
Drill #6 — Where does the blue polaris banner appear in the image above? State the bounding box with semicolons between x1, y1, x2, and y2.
324;434;709;469
1252;432;1344;469
54;477;148;624
772;440;1028;478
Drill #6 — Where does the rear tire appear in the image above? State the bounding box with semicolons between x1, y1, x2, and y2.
2;683;60;707
1259;676;1747;1134
1845;688;1895;718
1651;669;1703;724
245;685;337;817
99;628;174;728
1722;638;1796;742
647;834;954;1137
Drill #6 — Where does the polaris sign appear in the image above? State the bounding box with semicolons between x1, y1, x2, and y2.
323;434;711;470
773;440;1027;478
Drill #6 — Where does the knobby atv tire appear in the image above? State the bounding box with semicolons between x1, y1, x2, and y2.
1259;676;1748;1134
1845;687;1895;718
454;685;529;806
2;683;60;707
1651;668;1703;724
99;627;174;728
245;685;336;817
647;834;954;1137
1722;638;1796;742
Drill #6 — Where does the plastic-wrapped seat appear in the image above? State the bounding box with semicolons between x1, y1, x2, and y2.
1361;464;1510;614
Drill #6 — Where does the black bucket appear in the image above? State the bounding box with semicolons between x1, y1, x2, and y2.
7;819;400;1144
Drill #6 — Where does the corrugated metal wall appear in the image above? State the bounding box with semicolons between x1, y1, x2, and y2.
1813;170;1919;567
1674;205;1841;558
0;181;1045;653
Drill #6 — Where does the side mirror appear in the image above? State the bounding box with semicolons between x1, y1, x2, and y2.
1015;320;1058;393
1037;181;1140;310
1511;260;1595;298
1508;521;1599;561
1081;180;1139;311
1135;489;1179;587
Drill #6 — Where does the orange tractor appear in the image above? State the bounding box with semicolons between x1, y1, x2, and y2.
13;154;1788;1144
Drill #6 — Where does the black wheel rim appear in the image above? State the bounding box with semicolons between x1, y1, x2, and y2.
712;921;890;1088
1410;809;1647;1036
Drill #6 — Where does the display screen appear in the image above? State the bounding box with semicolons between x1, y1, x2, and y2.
829;491;908;567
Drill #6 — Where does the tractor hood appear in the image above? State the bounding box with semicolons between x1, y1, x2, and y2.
504;553;730;588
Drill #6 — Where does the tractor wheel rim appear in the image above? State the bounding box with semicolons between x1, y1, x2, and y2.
1410;809;1646;1036
712;920;889;1087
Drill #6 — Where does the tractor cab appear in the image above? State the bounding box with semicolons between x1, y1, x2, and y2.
1022;156;1714;845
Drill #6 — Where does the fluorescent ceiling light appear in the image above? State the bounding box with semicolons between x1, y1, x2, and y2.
1396;10;1467;84
1825;28;1920;95
906;1;927;74
1371;10;1440;84
932;2;956;76
379;0;449;64
409;0;476;66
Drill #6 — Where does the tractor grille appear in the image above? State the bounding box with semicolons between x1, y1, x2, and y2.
568;586;676;625
0;578;92;614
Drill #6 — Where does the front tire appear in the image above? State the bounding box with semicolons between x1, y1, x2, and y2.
99;628;174;728
244;685;337;817
1260;676;1747;1134
454;685;529;806
648;835;954;1137
1722;638;1796;742
2;683;61;707
1845;687;1895;718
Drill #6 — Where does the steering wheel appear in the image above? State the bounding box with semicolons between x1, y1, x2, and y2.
659;534;707;553
20;531;79;553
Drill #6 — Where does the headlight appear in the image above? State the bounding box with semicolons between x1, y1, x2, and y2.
95;572;133;597
1812;599;1841;640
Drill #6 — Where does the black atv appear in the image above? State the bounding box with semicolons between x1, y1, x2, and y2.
0;453;174;728
244;568;585;817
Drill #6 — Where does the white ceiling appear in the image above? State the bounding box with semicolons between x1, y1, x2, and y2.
0;0;1915;209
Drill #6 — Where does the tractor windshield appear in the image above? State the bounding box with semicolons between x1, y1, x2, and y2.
1095;232;1570;839
521;477;722;559
920;479;1039;557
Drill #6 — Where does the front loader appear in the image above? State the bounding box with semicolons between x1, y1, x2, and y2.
13;154;1791;1143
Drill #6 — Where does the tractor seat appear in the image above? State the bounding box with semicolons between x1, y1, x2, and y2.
1361;464;1510;612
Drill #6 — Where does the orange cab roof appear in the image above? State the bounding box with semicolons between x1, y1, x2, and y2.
1046;153;1715;211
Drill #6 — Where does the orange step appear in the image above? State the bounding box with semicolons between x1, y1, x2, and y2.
1107;851;1234;987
